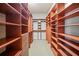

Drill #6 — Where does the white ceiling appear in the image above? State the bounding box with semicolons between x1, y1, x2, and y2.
28;3;53;19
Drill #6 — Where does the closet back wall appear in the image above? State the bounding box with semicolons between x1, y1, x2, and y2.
33;19;46;40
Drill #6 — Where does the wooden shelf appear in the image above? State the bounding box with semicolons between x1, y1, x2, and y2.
58;11;79;21
58;33;79;41
6;22;21;26
51;48;57;56
0;49;22;56
33;30;46;32
51;3;79;23
50;4;57;19
22;24;28;26
57;23;79;27
51;28;56;30
0;21;6;25
58;49;67;56
22;26;28;34
0;37;20;49
58;43;78;56
51;42;57;50
8;3;21;12
51;43;60;56
21;33;28;36
0;4;20;15
21;17;28;25
8;49;22;56
21;8;28;19
21;14;27;20
51;23;79;27
21;4;28;15
58;3;79;16
58;38;79;50
6;3;20;15
15;50;22;56
51;36;57;42
21;3;28;11
52;31;79;41
14;50;22;56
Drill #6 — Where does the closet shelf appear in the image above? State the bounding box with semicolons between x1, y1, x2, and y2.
51;36;57;42
51;42;57;50
5;3;20;15
6;22;21;26
22;24;28;26
58;3;79;16
51;11;79;24
51;48;57;56
14;50;22;56
21;14;27;20
51;23;79;27
0;37;20;49
51;4;79;23
51;44;59;56
22;32;28;35
57;24;79;27
0;21;6;25
58;38;79;51
51;3;79;20
21;4;28;15
0;49;22;56
52;31;79;41
58;43;78;56
58;49;67;56
58;11;79;21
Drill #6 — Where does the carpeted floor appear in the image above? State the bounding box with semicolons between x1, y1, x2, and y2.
29;39;54;56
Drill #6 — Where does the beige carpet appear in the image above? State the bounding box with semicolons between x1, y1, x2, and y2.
29;39;54;56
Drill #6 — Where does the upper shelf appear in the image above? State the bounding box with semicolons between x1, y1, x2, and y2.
50;3;79;23
0;3;29;21
52;31;79;41
0;4;20;15
58;11;79;21
57;23;79;27
21;3;28;11
8;3;21;12
58;3;79;16
52;3;79;18
51;11;79;24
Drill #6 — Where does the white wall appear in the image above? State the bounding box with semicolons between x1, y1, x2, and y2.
65;16;79;36
65;7;79;37
33;22;38;30
41;22;46;30
32;13;47;19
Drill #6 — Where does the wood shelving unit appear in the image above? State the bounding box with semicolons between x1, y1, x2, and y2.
46;3;79;56
28;13;33;48
0;3;32;56
46;16;52;43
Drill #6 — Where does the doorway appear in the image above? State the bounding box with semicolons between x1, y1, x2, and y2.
33;19;46;40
